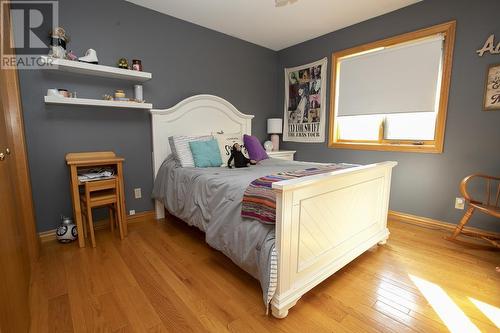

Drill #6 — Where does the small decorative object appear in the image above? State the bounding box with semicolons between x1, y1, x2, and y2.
227;143;257;168
66;50;78;61
132;59;142;71
78;48;98;64
47;88;59;97
103;94;113;101
114;89;126;99
134;84;143;102
483;63;500;111
117;58;129;69
58;89;71;98
56;215;77;243
267;118;283;151
48;27;69;59
477;34;500;57
264;140;274;152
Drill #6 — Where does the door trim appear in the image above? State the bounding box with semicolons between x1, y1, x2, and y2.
0;2;39;263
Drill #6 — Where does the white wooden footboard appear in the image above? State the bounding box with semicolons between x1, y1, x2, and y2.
271;161;397;318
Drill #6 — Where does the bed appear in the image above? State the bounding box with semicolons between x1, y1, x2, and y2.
150;94;397;318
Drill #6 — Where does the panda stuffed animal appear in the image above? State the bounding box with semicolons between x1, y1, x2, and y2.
227;143;257;168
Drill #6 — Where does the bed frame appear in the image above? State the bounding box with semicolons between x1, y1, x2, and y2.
150;95;397;318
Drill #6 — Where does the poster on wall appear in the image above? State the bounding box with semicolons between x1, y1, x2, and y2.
283;58;327;143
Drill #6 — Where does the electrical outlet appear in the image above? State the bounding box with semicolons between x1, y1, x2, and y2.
134;188;142;199
455;197;465;210
129;209;136;216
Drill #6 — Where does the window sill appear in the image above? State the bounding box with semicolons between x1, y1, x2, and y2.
328;141;443;153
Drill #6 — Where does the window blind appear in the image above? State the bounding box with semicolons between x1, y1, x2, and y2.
336;35;444;117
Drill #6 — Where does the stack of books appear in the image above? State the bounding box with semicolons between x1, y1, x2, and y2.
78;168;115;182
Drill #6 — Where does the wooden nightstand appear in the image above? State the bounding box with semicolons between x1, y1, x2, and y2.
267;150;296;161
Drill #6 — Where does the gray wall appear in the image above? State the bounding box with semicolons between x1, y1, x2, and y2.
18;0;500;232
18;0;278;232
277;0;500;231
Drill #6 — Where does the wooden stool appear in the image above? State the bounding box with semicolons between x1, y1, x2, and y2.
66;151;127;248
80;178;124;247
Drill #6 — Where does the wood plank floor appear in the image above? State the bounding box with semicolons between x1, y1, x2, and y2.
30;217;500;332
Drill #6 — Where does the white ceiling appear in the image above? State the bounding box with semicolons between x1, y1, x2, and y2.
126;0;420;51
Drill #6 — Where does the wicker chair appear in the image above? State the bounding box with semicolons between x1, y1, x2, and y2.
447;174;500;248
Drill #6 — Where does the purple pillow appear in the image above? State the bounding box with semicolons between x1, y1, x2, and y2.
243;134;268;162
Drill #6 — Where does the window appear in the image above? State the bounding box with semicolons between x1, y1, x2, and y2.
329;21;456;153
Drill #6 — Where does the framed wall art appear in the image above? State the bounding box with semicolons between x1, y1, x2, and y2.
483;63;500;111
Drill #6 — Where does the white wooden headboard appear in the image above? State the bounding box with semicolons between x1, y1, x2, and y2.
150;94;254;218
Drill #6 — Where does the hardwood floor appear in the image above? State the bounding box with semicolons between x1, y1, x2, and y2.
30;217;500;332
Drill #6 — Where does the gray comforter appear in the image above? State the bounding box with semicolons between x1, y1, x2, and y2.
152;156;324;306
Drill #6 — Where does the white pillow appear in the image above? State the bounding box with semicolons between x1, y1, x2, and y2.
212;132;248;167
168;135;213;167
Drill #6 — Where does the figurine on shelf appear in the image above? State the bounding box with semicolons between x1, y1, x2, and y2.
58;89;71;98
117;58;129;69
48;27;69;59
78;48;98;64
66;50;78;61
132;59;142;71
103;94;113;101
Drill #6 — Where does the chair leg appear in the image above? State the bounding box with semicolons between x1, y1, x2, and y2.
80;200;88;242
82;213;88;239
86;206;96;248
448;206;475;240
116;202;124;240
109;206;115;234
481;237;500;248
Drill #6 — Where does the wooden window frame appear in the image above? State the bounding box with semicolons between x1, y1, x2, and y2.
328;21;456;153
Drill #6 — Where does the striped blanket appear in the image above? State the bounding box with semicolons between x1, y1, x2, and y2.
241;164;353;224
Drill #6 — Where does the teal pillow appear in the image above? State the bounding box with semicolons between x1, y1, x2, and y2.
189;139;223;167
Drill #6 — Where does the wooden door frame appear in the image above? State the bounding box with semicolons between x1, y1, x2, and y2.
1;2;40;264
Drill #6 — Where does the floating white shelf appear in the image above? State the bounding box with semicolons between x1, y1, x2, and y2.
44;96;153;109
40;56;152;82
